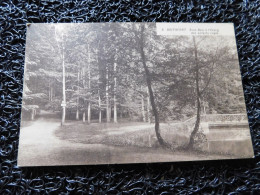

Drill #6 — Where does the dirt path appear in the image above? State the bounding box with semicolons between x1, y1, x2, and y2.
18;112;234;167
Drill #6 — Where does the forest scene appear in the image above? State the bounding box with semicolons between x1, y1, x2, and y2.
18;23;254;166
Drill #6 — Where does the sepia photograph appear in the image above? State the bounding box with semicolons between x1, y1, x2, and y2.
18;23;254;166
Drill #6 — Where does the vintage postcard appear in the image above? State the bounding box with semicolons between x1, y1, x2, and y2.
18;23;254;166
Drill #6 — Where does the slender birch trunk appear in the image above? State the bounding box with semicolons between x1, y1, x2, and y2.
50;87;53;102
76;109;79;120
61;33;66;125
87;44;91;124
31;109;35;120
76;71;79;120
96;47;102;124
81;57;87;123
54;27;66;125
87;103;91;124
106;66;111;122
49;81;51;101
147;88;151;123
141;94;146;122
98;92;102;123
113;61;118;123
83;111;86;122
49;80;53;102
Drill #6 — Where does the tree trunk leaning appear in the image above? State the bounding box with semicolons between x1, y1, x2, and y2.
186;36;201;149
139;25;168;148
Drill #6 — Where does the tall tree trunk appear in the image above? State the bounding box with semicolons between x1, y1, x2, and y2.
49;81;51;101
81;61;88;123
106;66;111;122
87;103;91;124
203;99;206;114
50;87;53;102
141;94;146;122
96;47;102;124
147;88;151;123
113;61;118;123
83;111;86;123
76;71;79;120
54;27;66;125
49;81;53;102
139;25;168;147
98;93;102;123
61;34;66;125
31;109;35;120
187;36;201;149
98;76;102;123
87;44;91;124
76;109;79;120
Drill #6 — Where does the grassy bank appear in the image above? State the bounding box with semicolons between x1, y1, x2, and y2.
55;122;191;149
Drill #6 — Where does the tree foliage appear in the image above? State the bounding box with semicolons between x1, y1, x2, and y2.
23;23;246;148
